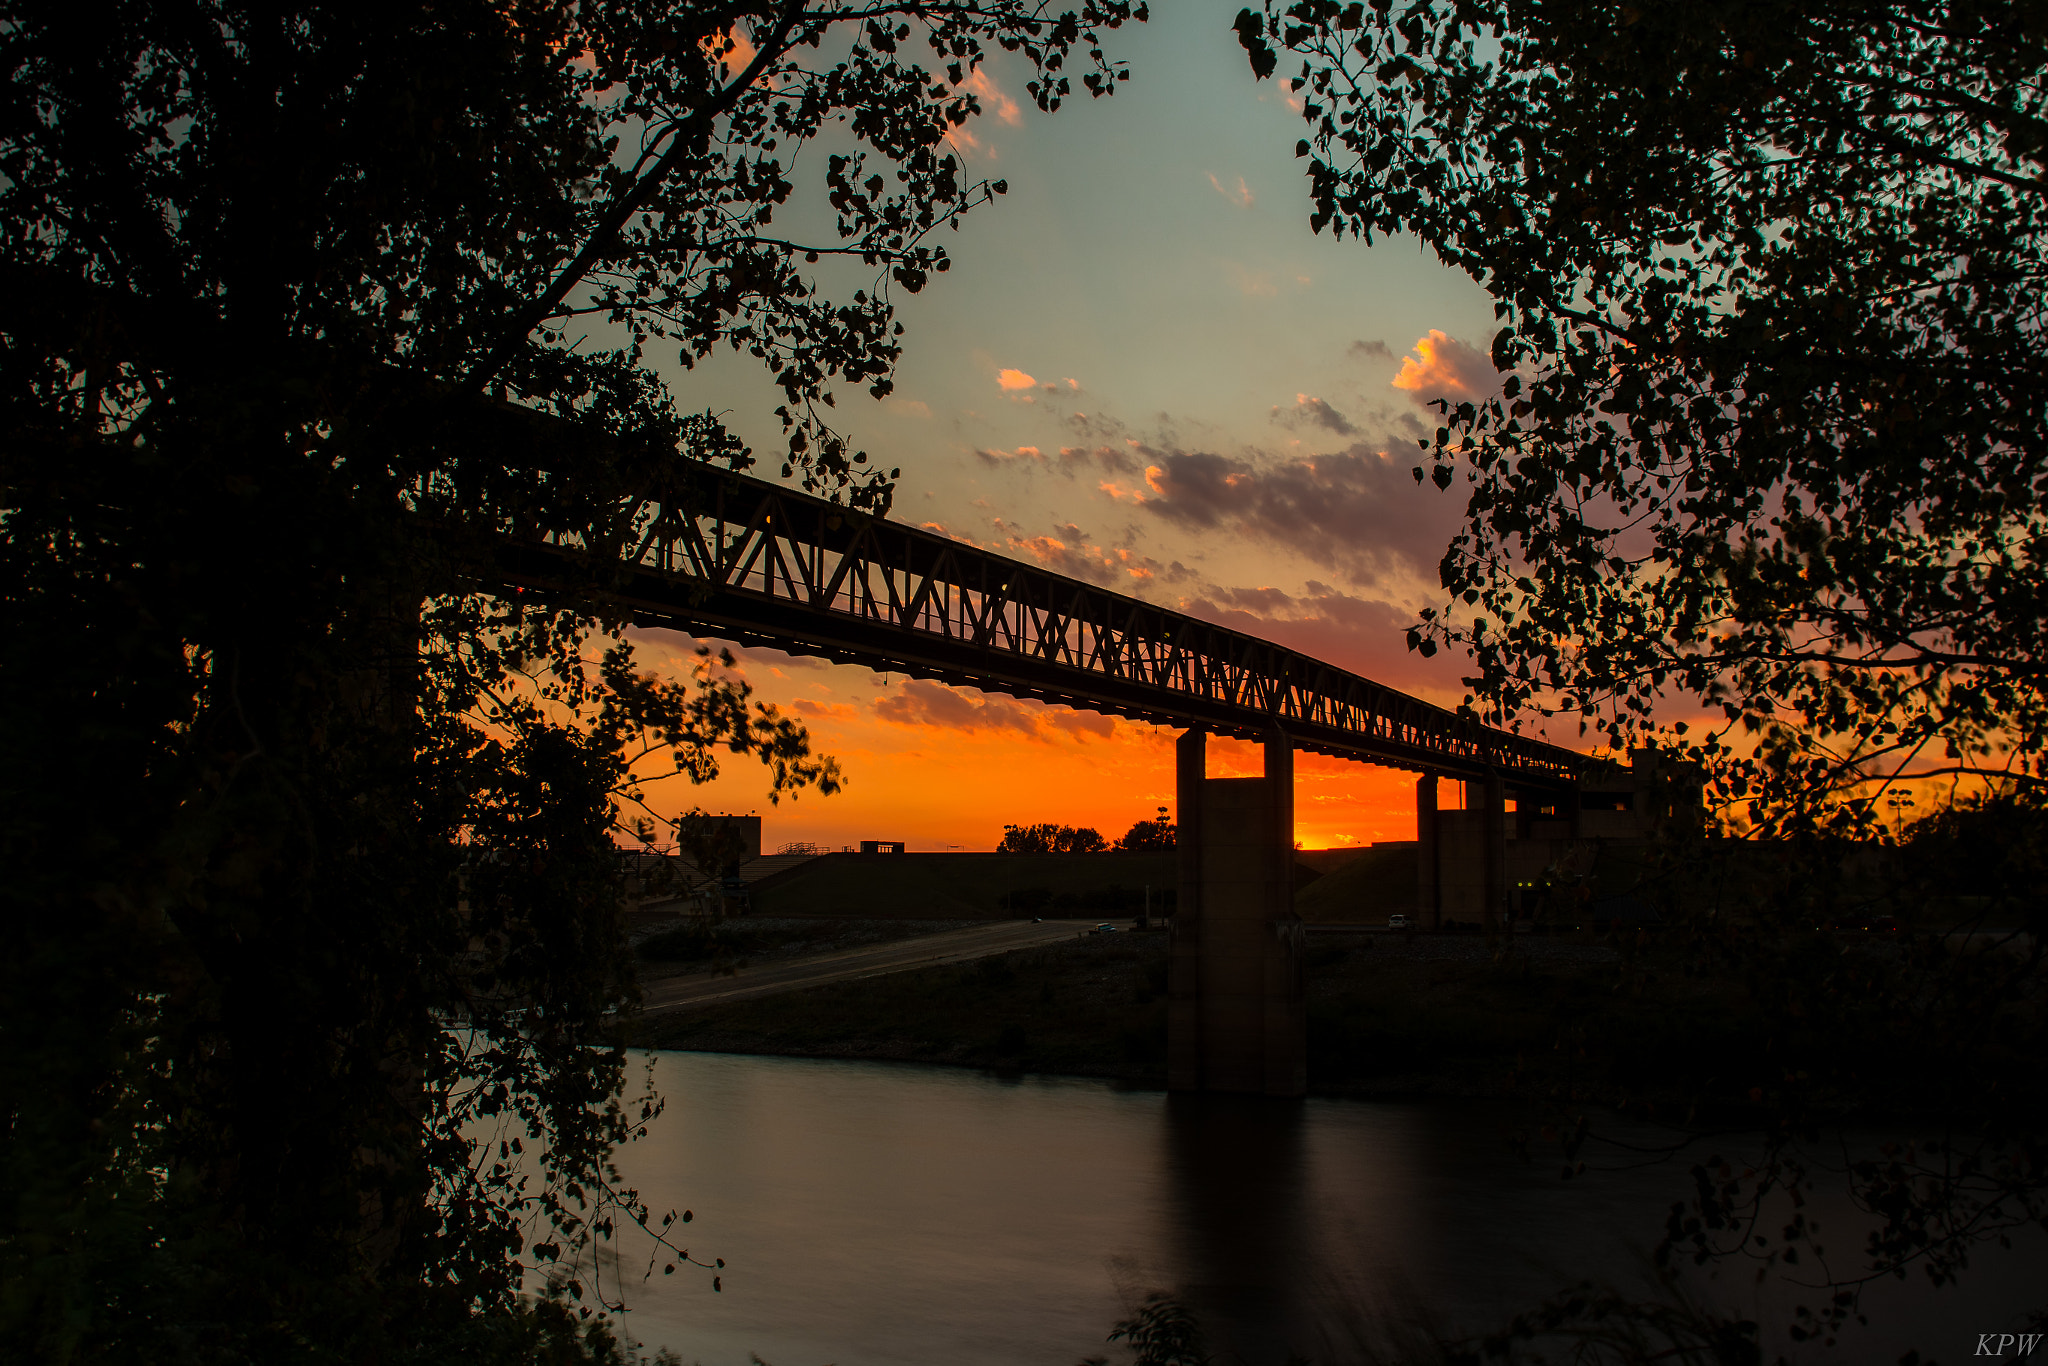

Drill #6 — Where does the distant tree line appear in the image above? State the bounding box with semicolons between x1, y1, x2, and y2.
998;806;1175;854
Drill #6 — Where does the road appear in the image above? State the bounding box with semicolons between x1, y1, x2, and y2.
637;919;1114;1015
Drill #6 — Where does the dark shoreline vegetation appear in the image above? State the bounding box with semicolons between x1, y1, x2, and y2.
623;918;1994;1125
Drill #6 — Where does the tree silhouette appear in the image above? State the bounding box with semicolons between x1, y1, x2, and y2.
0;1;1143;1357
1238;0;2046;840
998;822;1110;854
1238;2;2048;1351
1115;805;1176;851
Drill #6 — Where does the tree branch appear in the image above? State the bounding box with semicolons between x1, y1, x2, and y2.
465;0;809;392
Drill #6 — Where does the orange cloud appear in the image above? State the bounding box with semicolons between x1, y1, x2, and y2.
963;67;1022;125
875;679;1118;745
916;519;983;546
1391;330;1500;401
1006;534;1163;586
945;124;989;159
997;368;1037;390
939;70;1021;161
701;27;770;82
1207;172;1255;208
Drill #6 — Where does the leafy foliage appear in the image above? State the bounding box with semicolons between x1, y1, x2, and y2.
1115;805;1177;852
1239;0;2048;837
0;0;1141;1358
1238;0;2048;1354
998;821;1111;854
1088;1290;1209;1366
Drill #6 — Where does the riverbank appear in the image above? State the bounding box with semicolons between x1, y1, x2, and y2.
626;927;1778;1109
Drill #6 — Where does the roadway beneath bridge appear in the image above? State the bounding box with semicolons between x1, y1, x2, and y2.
636;919;1117;1015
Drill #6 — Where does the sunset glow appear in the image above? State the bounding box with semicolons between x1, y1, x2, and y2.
624;631;1427;852
636;9;1589;854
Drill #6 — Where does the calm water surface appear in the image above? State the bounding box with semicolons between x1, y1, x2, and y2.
593;1051;2039;1366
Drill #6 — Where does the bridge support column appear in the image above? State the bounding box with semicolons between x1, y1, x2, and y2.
1416;775;1440;930
1168;730;1205;1092
1167;728;1306;1097
1482;769;1508;929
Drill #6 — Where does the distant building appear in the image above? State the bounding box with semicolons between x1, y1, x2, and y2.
858;839;906;854
668;814;761;866
705;815;763;862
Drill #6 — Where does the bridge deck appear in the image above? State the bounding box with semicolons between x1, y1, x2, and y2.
490;459;1578;787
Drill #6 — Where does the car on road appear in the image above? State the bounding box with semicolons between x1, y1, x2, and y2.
1092;922;1118;934
1387;914;1411;930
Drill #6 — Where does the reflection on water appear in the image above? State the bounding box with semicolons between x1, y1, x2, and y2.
1161;1094;1313;1355
596;1051;2038;1366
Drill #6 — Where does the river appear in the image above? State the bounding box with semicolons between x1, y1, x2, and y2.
584;1050;2041;1365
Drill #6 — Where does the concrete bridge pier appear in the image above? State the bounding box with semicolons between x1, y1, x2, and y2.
1167;729;1307;1097
1482;769;1508;928
1416;769;1513;927
1416;774;1441;929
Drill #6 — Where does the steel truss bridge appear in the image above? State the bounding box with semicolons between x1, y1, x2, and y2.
491;458;1580;788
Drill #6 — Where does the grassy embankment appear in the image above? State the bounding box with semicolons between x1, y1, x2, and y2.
631;926;1774;1108
631;846;1978;1111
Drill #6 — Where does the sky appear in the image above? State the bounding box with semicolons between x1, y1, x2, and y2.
624;2;1527;853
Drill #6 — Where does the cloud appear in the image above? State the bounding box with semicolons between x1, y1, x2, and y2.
1063;377;1081;390
1046;709;1116;740
1222;261;1277;297
1391;330;1499;402
945;124;990;159
876;679;1032;734
1270;393;1357;436
1064;410;1127;442
1126;444;1469;588
975;445;1043;467
938;70;1021;161
963;67;1023;126
874;679;1117;742
705;27;756;79
1179;581;1456;693
1348;339;1394;362
997;367;1037;391
623;629;830;676
790;697;859;720
1005;534;1163;586
910;518;989;549
1206;172;1255;208
888;397;932;418
1044;444;1139;478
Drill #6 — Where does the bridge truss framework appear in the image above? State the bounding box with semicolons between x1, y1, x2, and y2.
491;462;1580;789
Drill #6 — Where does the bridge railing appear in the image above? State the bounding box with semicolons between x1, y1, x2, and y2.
494;458;1579;786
